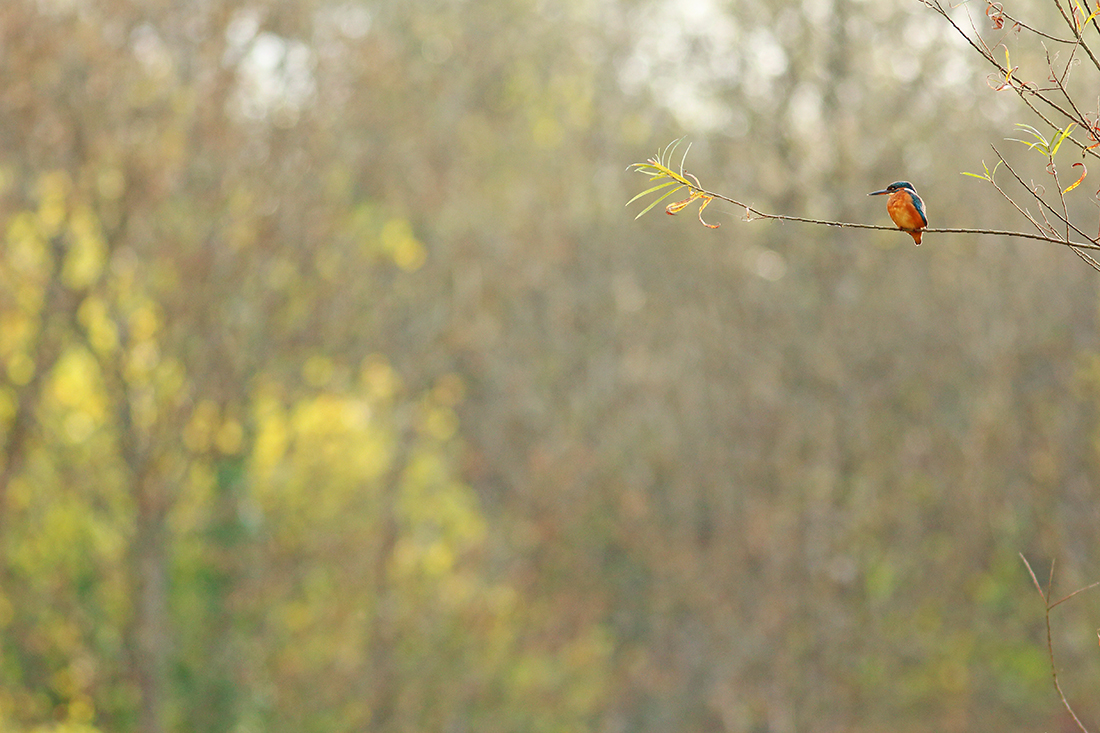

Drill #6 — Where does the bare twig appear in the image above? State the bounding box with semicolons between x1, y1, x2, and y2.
685;183;1100;251
1019;554;1097;733
991;146;1088;238
1051;0;1100;72
922;0;1100;159
1045;44;1092;126
1050;580;1100;610
988;146;1100;270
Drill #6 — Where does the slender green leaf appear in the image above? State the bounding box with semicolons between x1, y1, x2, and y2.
634;185;685;219
679;141;693;176
1014;123;1044;139
1006;137;1047;152
1050;124;1076;156
961;159;1002;181
662;136;686;167
626;180;679;207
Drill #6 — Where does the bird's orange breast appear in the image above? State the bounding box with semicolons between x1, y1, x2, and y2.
886;191;926;232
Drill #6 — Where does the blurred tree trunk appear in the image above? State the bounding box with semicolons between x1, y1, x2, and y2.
132;504;167;733
127;445;170;733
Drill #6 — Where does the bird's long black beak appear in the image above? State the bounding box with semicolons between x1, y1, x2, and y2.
867;189;890;196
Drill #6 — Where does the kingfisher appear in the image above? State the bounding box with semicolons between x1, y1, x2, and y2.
868;181;927;245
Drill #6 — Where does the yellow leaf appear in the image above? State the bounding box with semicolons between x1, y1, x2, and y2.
1062;162;1086;194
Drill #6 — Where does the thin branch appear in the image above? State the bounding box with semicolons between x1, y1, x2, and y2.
1022;551;1046;598
978;0;1079;43
991;146;1100;258
985;168;1050;234
923;0;999;63
1050;579;1100;610
1019;554;1097;733
991;144;1072;233
1046;140;1100;271
629;142;1100;264
1003;15;1077;44
1051;0;1100;72
1067;241;1100;271
1018;87;1100;160
923;0;1100;158
1043;597;1085;733
1045;45;1093;134
690;185;1100;250
1051;146;1074;237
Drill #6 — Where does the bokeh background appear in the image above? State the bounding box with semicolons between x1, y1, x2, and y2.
1;0;1099;732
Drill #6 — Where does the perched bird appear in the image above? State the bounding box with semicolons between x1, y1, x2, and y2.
868;181;927;245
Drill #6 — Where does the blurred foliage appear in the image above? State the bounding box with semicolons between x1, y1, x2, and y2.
0;1;1099;733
